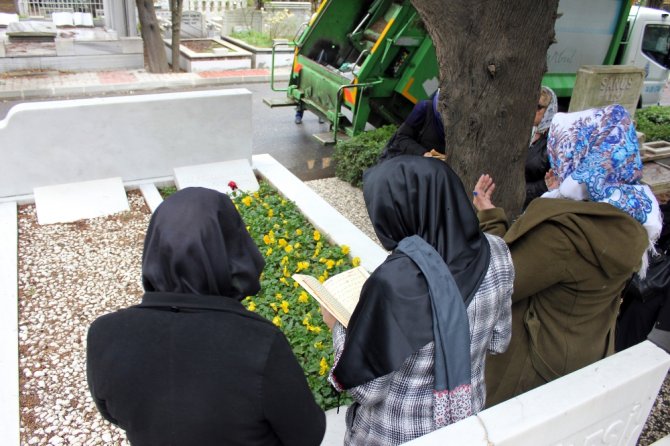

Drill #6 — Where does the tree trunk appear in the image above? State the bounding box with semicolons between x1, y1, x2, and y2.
646;0;664;9
171;0;184;73
136;0;170;73
412;0;559;217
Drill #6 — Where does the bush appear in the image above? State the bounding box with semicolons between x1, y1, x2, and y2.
636;106;670;142
333;125;397;187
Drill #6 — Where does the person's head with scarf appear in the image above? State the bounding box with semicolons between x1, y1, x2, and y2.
531;86;558;145
332;155;490;426
141;187;265;299
545;104;662;274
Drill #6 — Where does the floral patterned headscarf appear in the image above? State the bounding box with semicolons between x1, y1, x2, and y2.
544;104;662;274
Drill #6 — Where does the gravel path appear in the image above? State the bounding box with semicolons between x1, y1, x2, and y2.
15;180;669;445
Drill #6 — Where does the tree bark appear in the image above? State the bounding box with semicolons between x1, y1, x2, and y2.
412;0;559;217
171;0;184;73
136;0;170;73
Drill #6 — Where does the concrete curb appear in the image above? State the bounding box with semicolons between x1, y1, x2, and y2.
0;72;291;100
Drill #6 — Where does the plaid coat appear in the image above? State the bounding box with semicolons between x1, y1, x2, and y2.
329;234;514;445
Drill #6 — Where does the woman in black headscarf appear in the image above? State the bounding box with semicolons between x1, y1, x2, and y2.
321;156;514;445
87;187;325;446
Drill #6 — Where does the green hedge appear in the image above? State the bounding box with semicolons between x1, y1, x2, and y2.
333;125;397;187
636;106;670;142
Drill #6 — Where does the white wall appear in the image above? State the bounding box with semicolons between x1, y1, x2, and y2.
0;89;252;198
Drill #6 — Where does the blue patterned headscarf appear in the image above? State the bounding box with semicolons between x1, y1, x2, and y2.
545;104;662;274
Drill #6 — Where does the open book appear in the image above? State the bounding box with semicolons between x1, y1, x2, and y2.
292;266;370;328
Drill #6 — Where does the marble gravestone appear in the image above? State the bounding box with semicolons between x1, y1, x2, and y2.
569;65;645;116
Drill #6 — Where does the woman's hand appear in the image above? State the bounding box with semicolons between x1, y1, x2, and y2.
320;305;337;330
473;174;496;211
545;169;559;191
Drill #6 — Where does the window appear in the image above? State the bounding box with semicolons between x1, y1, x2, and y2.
641;24;670;68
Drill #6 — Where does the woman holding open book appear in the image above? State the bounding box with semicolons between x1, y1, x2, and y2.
321;156;515;445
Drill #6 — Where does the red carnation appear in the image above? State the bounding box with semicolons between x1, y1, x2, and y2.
228;180;238;191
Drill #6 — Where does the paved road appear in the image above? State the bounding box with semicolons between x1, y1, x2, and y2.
0;82;336;181
2;79;668;182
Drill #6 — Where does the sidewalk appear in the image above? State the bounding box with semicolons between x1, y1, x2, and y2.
0;66;292;100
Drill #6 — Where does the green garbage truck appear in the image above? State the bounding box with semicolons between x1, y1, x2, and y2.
265;0;669;143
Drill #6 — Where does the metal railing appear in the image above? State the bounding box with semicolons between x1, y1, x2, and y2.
17;0;105;17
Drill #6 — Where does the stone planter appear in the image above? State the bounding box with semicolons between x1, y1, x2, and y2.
164;37;252;72
220;35;294;69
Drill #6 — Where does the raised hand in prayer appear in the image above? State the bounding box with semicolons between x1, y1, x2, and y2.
472;174;496;211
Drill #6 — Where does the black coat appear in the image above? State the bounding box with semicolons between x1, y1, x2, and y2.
524;133;550;209
87;292;326;446
379;99;445;161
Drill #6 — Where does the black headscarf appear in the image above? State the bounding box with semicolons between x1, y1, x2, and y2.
141;187;264;300
333;156;490;388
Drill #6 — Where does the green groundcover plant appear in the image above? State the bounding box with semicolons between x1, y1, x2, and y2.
333;124;397;187
230;181;356;409
636;106;670;142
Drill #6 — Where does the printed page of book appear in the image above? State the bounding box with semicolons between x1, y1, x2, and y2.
293;266;369;327
322;266;369;326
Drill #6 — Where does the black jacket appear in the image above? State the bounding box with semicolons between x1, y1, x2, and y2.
87;292;326;446
379;99;445;161
524;133;550;209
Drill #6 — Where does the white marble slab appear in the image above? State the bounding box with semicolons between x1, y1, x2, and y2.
404;341;670;445
139;183;163;213
34;177;129;225
174;159;259;194
321;406;348;446
0;13;19;27
0;202;19;446
51;12;74;27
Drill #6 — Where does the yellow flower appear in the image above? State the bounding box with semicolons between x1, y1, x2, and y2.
313;230;321;241
266;247;273;256
341;245;350;255
318;275;326;283
279;277;289;286
281;199;287;206
247;301;256;312
253;192;260;199
336;259;344;266
293;282;299;288
280;256;289;266
275;293;283;300
293;242;301;249
326;259;335;270
263;233;276;245
296;261;309;272
246;225;251;233
319;357;329;376
270;302;278;311
280;300;289;314
242;196;252;206
283;266;290;278
302;316;310;326
296;228;303;236
319;257;327;264
268;209;274;217
272;316;281;327
352;257;361;267
298;291;309;303
308;325;321;334
314;341;323;350
284;245;294;254
278;239;288;247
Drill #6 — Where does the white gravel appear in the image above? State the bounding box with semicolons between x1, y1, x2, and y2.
15;179;669;445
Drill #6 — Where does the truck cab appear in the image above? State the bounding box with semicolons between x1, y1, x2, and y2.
616;6;670;107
